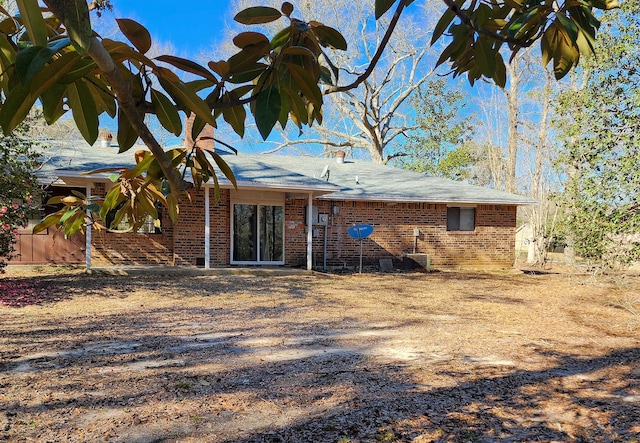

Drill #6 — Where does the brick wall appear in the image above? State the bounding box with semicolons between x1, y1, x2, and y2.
90;184;516;269
284;199;517;269
173;189;230;266
90;183;175;265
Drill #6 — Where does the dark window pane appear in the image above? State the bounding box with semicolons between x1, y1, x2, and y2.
233;204;257;261
447;207;460;231
260;205;284;261
460;208;475;231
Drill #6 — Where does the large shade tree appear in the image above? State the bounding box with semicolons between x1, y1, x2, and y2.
0;0;619;235
555;0;640;268
391;77;477;180
232;0;443;164
0;123;42;271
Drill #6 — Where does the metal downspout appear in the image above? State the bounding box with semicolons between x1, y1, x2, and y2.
307;192;313;270
205;185;210;269
85;185;91;271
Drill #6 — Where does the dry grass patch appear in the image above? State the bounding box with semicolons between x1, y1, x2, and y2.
1;269;639;442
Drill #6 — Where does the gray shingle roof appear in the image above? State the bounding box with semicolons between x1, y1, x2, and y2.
36;141;535;205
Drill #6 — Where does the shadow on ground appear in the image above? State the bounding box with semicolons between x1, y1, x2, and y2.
1;272;638;442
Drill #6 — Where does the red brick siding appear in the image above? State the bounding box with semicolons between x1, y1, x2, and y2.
172;189;230;266
90;183;175;265
209;190;231;265
284;199;516;269
90;184;516;269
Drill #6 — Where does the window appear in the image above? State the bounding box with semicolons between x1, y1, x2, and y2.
105;206;162;234
232;203;284;263
447;207;475;231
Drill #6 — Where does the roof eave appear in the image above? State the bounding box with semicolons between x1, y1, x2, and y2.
317;193;537;205
53;171;339;196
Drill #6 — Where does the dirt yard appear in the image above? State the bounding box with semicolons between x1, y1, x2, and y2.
1;267;639;442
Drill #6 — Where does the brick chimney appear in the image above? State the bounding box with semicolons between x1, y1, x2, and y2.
184;113;214;151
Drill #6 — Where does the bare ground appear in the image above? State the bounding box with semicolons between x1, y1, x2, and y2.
1;267;639;442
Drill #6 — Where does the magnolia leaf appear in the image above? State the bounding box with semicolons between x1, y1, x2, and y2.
151;88;182;136
0;33;16;77
234;6;282;25
57;0;91;53
40;84;67;124
155;55;217;81
211;151;237;189
270;27;291;49
431;4;456;45
208;60;230;77
211;170;221;203
117;109;139;152
190;114;207;143
284;62;322;107
111;204;129;230
281;46;317;58
312;26;347;50
116;18;152;54
66;80;99;144
157;73;217;127
435;24;467;68
284;86;308;127
281;2;294;16
85;78;116;118
227;41;270;75
233;32;269;49
60;208;78;223
135;193;158;220
222;93;247;138
278;87;290;128
101;186;122;219
0;6;18;35
64;211;86;237
551;21;579;79
255;85;281;140
59;58;97;84
33;212;62;234
29;50;81;100
319;66;333;85
228;84;254;100
16;0;47;46
540;23;556;66
375;0;397;19
556;12;578;44
476;37;495;77
130;150;155;177
575;27;595;56
227;63;268;84
0;82;35;135
15;46;52;84
166;193;179;225
493;52;506;88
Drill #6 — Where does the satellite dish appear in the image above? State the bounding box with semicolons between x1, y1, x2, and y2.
347;224;374;273
348;224;374;239
320;164;330;181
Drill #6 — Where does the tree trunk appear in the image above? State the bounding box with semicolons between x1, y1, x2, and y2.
43;0;192;195
504;58;519;194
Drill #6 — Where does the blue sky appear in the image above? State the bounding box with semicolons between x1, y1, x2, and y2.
108;0;237;56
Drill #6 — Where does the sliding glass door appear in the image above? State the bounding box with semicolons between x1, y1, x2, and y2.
232;203;284;264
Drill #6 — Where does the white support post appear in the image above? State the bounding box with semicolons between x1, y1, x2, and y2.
85;185;92;271
205;185;210;269
307;192;313;270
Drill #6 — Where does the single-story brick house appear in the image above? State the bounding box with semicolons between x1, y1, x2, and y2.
12;138;535;270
